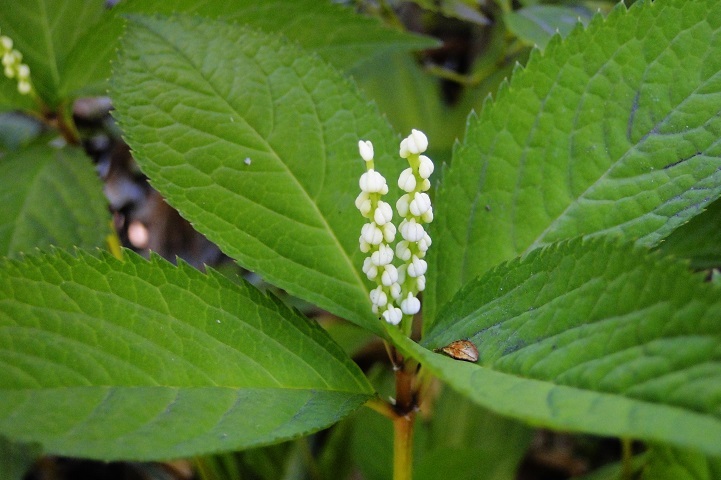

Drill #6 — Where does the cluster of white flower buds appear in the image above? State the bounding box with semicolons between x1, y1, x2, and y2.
356;129;434;326
0;32;31;95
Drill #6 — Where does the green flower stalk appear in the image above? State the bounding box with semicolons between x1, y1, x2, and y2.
0;31;32;95
356;130;434;329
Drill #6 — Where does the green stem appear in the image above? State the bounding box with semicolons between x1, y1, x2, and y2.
620;437;633;480
392;350;415;480
393;412;414;480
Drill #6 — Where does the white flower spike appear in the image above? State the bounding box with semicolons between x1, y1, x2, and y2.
356;130;434;328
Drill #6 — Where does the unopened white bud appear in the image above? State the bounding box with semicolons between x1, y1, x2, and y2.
17;80;30;95
399;138;410;158
390;282;402;299
359;237;371;253
381;222;396;243
409;192;431;217
416;275;426;292
399;218;425;242
420;178;431;192
359;169;388;194
407;129;428;155
407;256;427;278
369;286;388;308
371;244;394;266
400;293;421;315
395;240;412;261
0;36;12;51
374;201;393;226
362;257;378;280
396;194;410;217
381;264;398;286
417;233;432;253
382;307;403;325
361;222;384;245
355;192;372;216
17;64;29;80
358;140;374;161
398;168;416;193
418;155;434;179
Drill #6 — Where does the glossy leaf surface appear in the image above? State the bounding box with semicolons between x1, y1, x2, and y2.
393;239;721;456
112;15;405;334
426;0;721;323
0;251;373;460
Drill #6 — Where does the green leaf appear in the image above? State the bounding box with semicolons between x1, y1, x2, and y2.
64;0;437;98
642;445;721;479
504;5;592;49
0;0;106;106
0;143;111;257
426;0;721;323
0;250;373;460
392;239;721;456
111;15;403;335
658;197;721;268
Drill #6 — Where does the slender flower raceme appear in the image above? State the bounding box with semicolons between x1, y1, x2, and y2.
356;140;403;325
0;30;31;95
356;130;434;328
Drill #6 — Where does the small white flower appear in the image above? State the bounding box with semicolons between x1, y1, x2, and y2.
359;169;388;194
390;282;402;299
420;178;431;192
409;192;431;217
396;194;410;217
395;240;412;261
407;129;428;155
396;264;407;285
362;258;378;281
416;275;426;292
358;140;374;161
359;237;371;253
373;201;393;226
399;138;410;159
381;264;398;286
399;218;425;242
418;155;434;179
381;222;396;243
407;256;427;278
400;293;421;315
0;36;12;51
369;286;388;308
421;208;434;223
355;192;372;216
382;307;403;325
17;80;29;94
361;222;384;245
417;233;432;253
370;244;394;266
397;168;416;193
17;64;29;80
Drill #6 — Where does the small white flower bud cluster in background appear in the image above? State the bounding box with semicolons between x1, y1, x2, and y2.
0;31;31;95
356;130;434;327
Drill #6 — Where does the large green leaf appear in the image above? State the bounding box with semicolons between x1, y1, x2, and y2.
426;0;721;323
0;0;105;106
64;0;436;98
0;250;373;460
391;239;721;456
0;143;110;257
111;15;403;335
